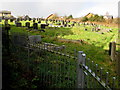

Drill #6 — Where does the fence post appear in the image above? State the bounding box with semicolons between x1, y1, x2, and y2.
111;42;116;61
77;51;83;88
82;53;86;88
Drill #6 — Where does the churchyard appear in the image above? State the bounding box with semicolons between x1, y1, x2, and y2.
1;18;119;88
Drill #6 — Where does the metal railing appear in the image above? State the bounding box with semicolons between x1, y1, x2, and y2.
10;37;119;88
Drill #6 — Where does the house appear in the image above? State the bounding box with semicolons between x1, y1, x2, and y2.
104;15;113;19
46;14;58;19
104;12;113;19
0;10;14;19
85;13;95;18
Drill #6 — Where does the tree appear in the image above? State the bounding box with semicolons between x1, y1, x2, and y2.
88;14;105;22
81;16;88;22
67;15;73;19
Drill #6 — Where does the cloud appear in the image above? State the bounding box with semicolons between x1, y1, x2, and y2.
0;1;119;18
76;1;118;17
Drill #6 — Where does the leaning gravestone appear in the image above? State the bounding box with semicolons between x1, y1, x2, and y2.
33;23;38;29
28;35;42;44
16;22;22;27
25;22;30;27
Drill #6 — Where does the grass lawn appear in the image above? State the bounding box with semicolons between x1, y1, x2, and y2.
1;20;119;88
8;24;118;75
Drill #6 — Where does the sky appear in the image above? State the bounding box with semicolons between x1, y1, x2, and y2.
0;0;119;18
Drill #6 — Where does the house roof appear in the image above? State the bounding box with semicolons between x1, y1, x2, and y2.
0;10;11;14
46;14;54;19
85;13;94;18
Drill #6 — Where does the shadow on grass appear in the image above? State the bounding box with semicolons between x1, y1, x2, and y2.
2;25;120;89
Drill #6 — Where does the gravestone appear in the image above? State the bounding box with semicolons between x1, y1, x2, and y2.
28;35;42;44
55;20;58;23
10;19;14;22
62;21;65;25
33;20;35;23
33;23;38;29
25;22;30;27
68;25;71;27
64;24;67;27
38;21;41;23
41;24;48;29
58;23;61;25
71;24;74;27
29;18;32;21
16;22;22;27
84;28;87;31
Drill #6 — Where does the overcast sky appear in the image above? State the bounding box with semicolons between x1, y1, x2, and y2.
0;0;119;18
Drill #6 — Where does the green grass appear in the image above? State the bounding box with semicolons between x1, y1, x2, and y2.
8;25;118;74
1;20;119;88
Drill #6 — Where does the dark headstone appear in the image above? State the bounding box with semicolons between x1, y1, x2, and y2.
64;24;67;27
29;18;32;21
33;20;35;23
33;23;38;29
16;22;22;27
55;20;57;22
68;25;71;27
38;21;41;23
71;24;74;27
25;22;30;27
84;28;87;31
62;21;65;25
10;19;14;22
41;24;48;29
